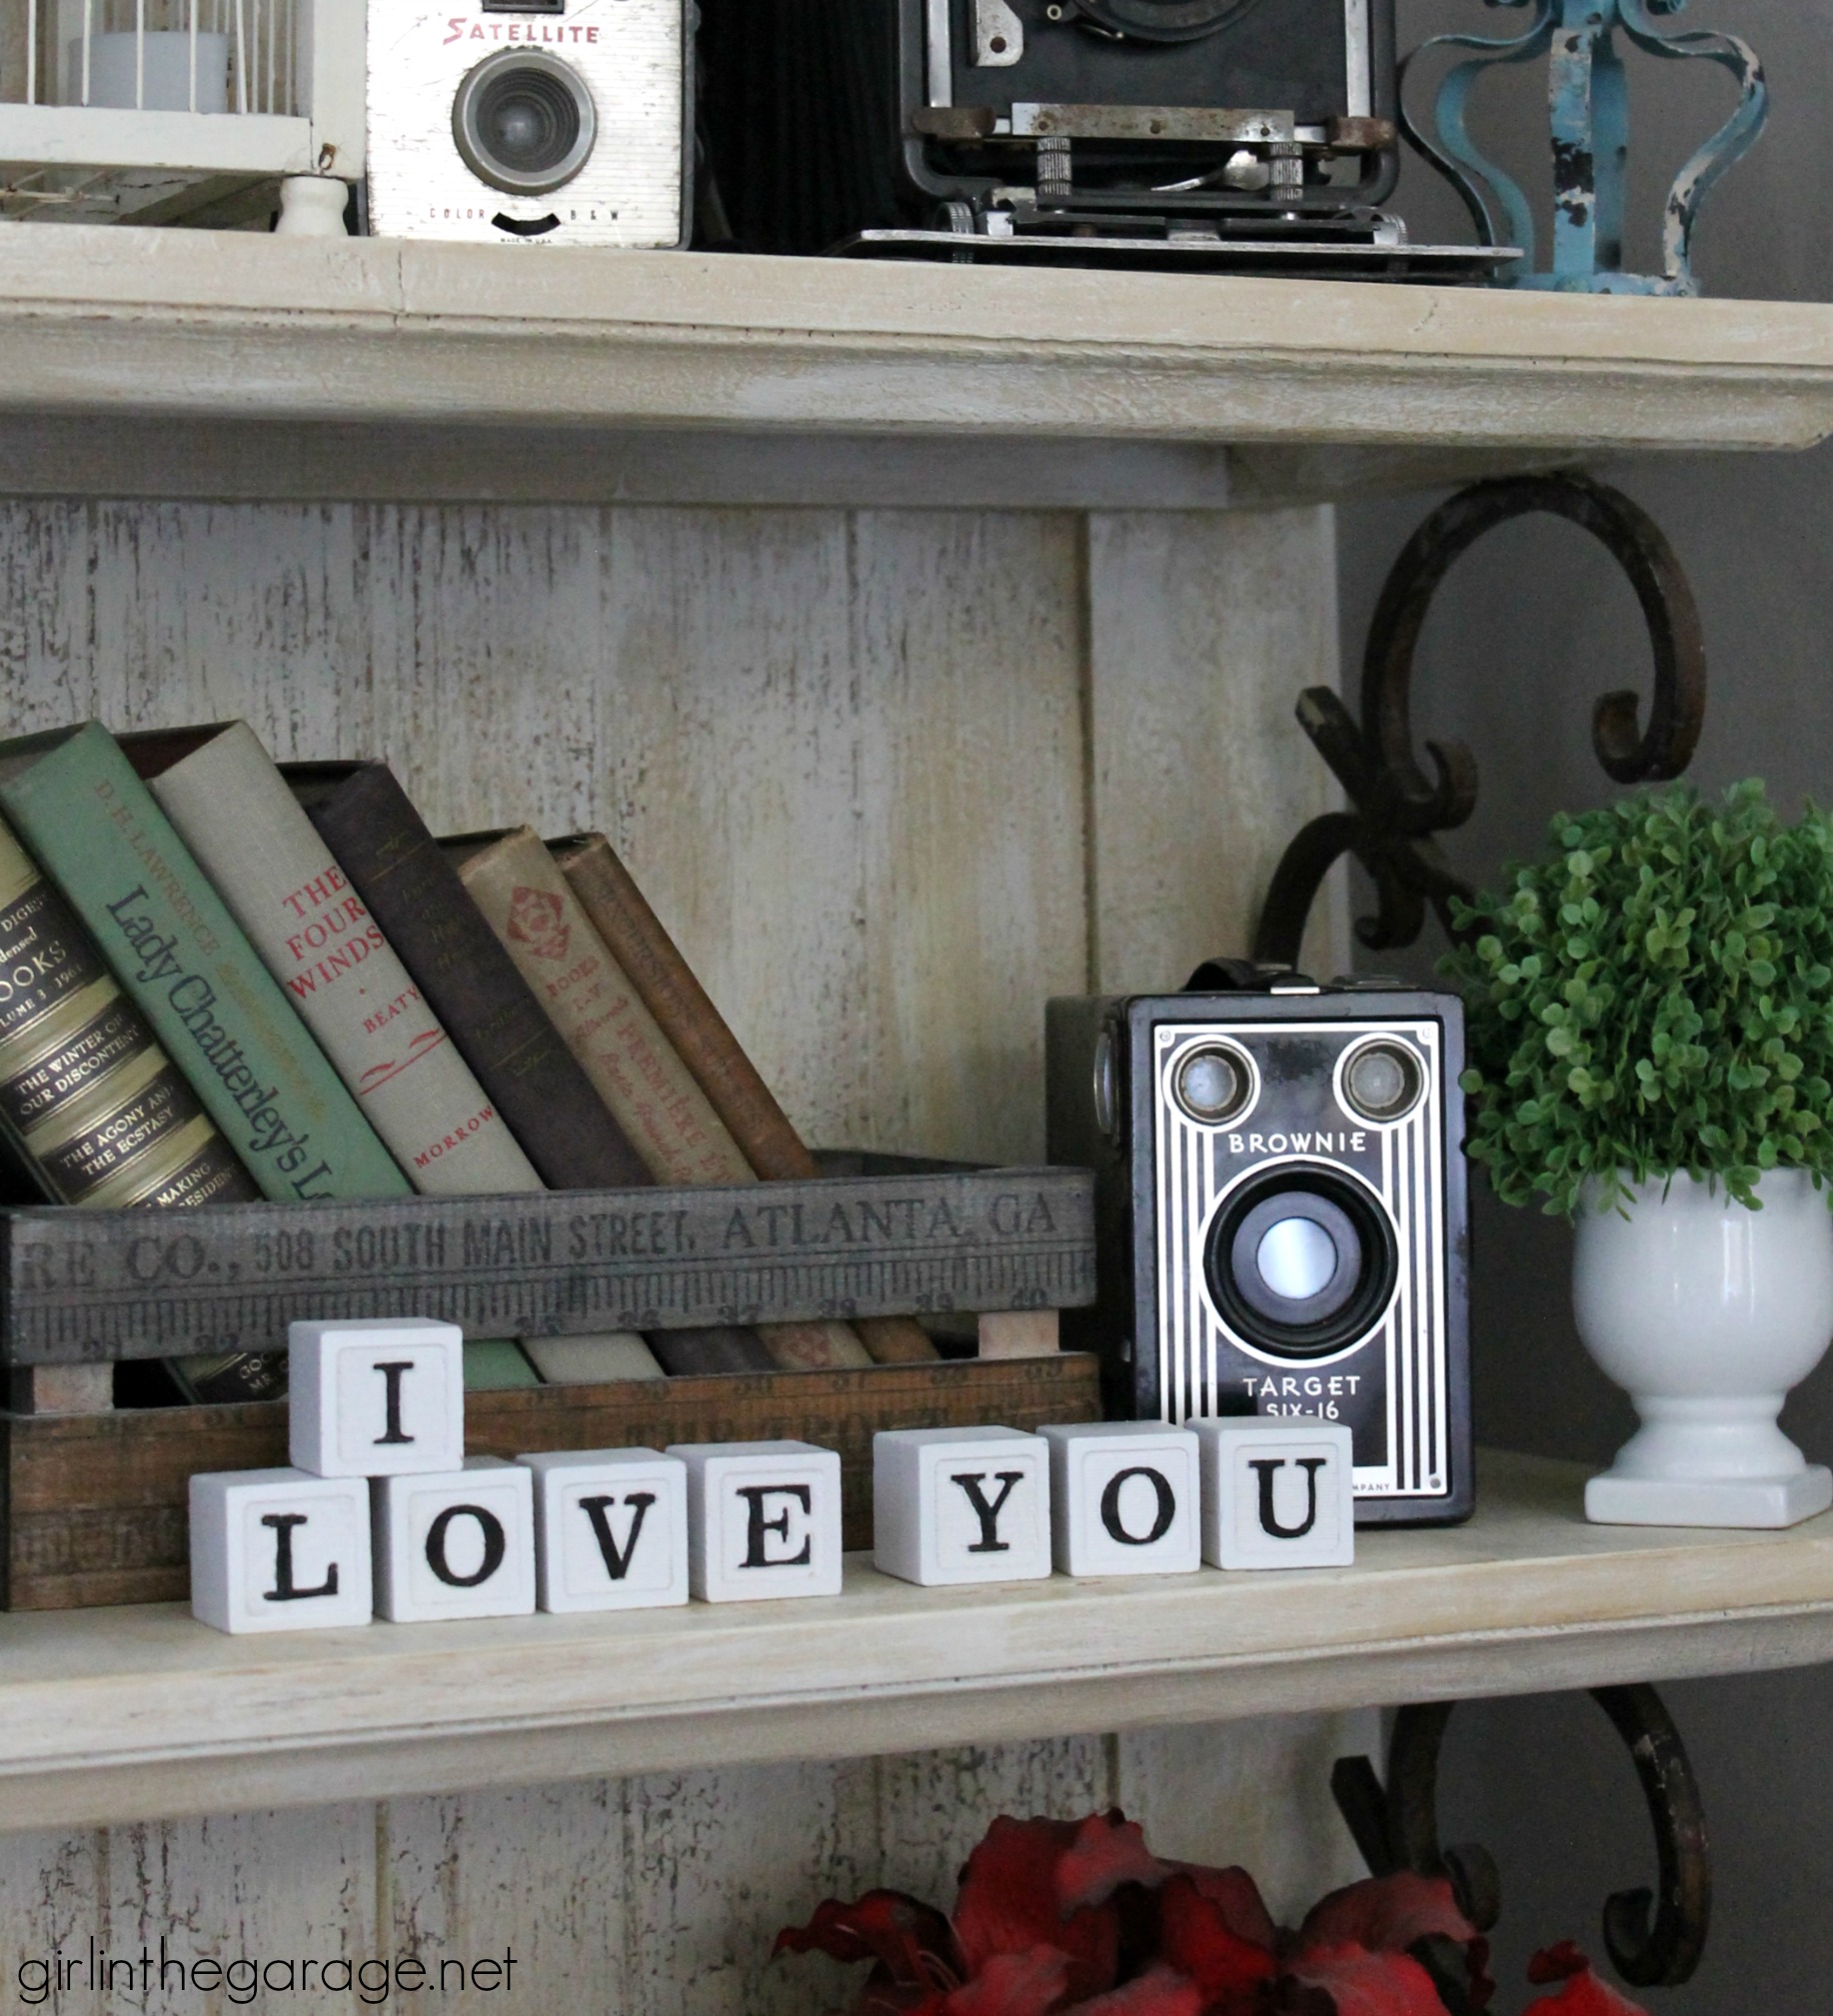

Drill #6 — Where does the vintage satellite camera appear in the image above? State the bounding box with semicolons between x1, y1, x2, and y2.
367;0;692;246
1047;971;1471;1524
696;0;1510;275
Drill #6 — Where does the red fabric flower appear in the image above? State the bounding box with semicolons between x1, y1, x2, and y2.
1521;1945;1651;2016
775;1811;1569;2016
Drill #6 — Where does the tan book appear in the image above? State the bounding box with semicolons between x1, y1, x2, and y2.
452;828;871;1372
133;724;545;1199
521;1332;668;1384
554;832;938;1365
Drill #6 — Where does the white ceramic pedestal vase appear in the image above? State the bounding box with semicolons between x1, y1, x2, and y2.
1575;1167;1833;1527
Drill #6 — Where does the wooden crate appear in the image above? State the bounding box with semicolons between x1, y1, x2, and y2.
0;1352;1102;1611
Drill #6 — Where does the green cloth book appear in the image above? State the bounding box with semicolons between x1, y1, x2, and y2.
0;723;410;1203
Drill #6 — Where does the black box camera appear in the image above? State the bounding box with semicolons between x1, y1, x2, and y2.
1047;972;1471;1525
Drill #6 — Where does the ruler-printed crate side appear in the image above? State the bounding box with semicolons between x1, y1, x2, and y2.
0;1167;1095;1365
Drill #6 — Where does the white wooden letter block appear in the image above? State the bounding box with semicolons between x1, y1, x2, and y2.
874;1425;1052;1587
1197;1420;1356;1570
289;1316;465;1479
189;1467;373;1635
670;1440;843;1603
372;1456;536;1622
520;1448;689;1614
1038;1421;1201;1578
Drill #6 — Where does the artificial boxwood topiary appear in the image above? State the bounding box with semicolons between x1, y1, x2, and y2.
1441;780;1833;1214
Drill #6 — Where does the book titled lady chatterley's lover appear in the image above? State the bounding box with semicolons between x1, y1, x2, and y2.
0;724;408;1205
450;826;872;1373
124;723;543;1199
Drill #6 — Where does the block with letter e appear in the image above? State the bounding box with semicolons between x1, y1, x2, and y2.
670;1441;842;1603
190;1468;374;1634
873;1426;1051;1586
1038;1421;1200;1578
521;1448;689;1613
372;1456;536;1622
289;1316;464;1478
1196;1420;1355;1570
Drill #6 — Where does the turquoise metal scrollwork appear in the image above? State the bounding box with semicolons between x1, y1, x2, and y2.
1400;0;1768;295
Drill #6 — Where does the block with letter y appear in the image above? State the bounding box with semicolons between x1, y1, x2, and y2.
521;1448;689;1613
1196;1420;1355;1570
289;1316;465;1478
670;1441;843;1602
873;1426;1052;1586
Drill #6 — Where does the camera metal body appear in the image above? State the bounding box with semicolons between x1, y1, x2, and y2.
1047;977;1470;1524
696;0;1425;261
367;0;691;246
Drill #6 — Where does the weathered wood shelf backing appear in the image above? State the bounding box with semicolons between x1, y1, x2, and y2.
1;230;1832;509
1;1449;1830;1833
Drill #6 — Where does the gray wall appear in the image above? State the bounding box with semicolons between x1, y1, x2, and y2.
1333;4;1833;2007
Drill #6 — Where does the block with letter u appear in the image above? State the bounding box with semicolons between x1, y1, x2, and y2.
1196;1420;1355;1570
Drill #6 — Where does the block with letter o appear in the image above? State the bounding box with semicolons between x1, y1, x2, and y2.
669;1440;842;1603
520;1447;689;1613
289;1316;464;1479
190;1467;374;1634
1195;1419;1355;1570
1038;1421;1200;1578
873;1425;1052;1586
372;1457;536;1621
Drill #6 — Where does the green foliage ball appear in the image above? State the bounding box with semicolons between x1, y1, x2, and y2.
1441;781;1833;1214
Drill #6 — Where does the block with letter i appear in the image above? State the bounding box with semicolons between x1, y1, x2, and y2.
372;1457;537;1622
521;1448;689;1613
670;1441;843;1603
1038;1421;1200;1578
190;1468;373;1634
289;1316;464;1478
1196;1420;1355;1571
873;1426;1052;1587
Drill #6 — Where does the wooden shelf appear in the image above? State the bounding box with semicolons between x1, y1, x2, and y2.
1;228;1831;507
3;1449;1830;1833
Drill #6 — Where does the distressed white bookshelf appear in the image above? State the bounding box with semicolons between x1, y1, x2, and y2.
0;1452;1828;1833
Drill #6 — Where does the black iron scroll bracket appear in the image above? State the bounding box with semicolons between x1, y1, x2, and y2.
1252;474;1708;969
1331;1685;1711;1991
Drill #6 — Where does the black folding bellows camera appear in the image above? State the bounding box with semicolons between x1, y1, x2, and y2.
695;0;1499;272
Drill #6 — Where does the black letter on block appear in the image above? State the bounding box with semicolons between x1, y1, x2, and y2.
261;1513;338;1601
1099;1466;1176;1546
1249;1457;1327;1540
579;1493;656;1580
951;1470;1025;1553
426;1504;508;1587
373;1360;416;1445
737;1484;812;1567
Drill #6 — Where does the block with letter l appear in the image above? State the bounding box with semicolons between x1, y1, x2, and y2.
372;1457;536;1622
1038;1420;1200;1578
1195;1420;1355;1571
190;1468;373;1634
290;1316;465;1478
669;1441;843;1602
873;1426;1052;1586
520;1448;689;1613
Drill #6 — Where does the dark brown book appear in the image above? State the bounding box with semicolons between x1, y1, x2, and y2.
554;833;939;1364
291;764;773;1375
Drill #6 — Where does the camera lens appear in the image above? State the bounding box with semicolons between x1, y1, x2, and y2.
1172;1041;1254;1126
454;51;597;196
1342;1039;1425;1123
1204;1166;1398;1359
